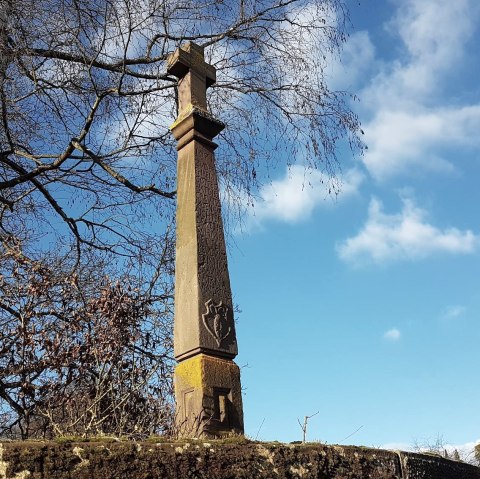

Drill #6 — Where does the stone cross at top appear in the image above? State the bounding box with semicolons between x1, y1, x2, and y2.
167;43;216;113
167;43;244;438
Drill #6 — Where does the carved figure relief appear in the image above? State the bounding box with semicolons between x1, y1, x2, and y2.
202;299;231;347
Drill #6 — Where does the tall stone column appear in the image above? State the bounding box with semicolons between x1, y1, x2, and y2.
167;43;244;437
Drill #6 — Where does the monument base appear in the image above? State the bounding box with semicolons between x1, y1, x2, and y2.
174;354;244;438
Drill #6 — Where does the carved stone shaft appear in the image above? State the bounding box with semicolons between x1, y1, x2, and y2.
168;43;243;437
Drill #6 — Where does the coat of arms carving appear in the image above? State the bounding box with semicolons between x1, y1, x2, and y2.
202;299;232;347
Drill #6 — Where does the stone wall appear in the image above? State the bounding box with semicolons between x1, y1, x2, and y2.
1;440;479;479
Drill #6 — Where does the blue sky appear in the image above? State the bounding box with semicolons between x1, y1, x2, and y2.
229;0;480;454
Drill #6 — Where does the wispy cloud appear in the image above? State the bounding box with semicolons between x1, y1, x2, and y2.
356;0;480;180
363;106;480;180
383;328;401;341
243;165;363;229
337;196;479;265
327;30;376;91
442;305;466;320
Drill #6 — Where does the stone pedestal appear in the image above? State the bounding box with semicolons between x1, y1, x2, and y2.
174;354;243;437
168;43;244;437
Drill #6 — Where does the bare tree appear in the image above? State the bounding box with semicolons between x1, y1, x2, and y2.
297;410;319;443
0;0;363;438
1;0;362;256
0;236;174;439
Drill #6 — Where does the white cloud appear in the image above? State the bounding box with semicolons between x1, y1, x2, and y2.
363;106;480;179
383;328;401;341
245;165;363;227
367;0;478;103
442;305;466;320
357;0;480;180
337;197;479;264
390;0;477;72
327;31;376;91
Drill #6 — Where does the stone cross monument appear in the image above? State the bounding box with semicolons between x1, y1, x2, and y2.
167;43;244;437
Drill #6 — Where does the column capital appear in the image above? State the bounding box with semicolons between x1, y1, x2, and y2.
170;105;224;150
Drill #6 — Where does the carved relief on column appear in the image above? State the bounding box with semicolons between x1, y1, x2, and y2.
172;109;238;362
202;299;232;348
